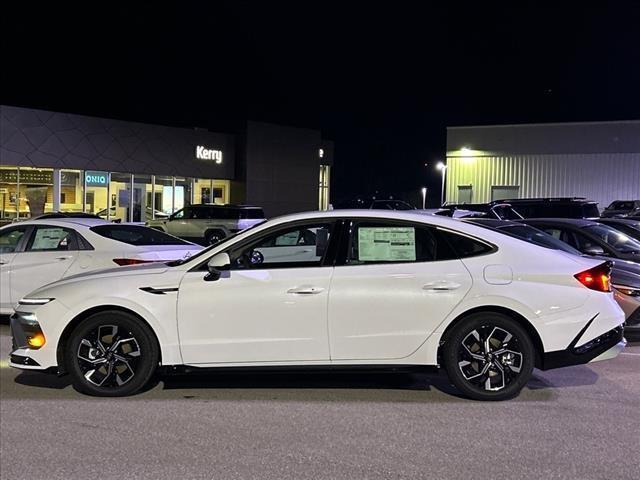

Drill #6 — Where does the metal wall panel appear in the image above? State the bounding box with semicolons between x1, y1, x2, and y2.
445;154;640;210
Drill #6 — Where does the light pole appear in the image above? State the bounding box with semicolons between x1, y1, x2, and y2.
421;187;427;209
436;161;447;206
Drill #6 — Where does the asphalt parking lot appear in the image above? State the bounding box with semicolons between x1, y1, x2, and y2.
0;321;638;480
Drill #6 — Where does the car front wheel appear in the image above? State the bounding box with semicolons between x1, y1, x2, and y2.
442;312;535;401
65;311;159;397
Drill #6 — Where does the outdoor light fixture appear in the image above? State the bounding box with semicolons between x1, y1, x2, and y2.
436;161;446;171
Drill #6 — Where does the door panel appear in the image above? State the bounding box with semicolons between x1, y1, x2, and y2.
328;260;472;360
0;225;30;311
10;225;79;305
10;251;78;304
0;252;17;311
177;267;332;364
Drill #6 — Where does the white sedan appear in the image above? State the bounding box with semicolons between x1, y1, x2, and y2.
0;218;202;314
9;210;626;400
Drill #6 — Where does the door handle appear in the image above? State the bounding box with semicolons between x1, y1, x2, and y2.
287;286;325;295
0;260;6;265
422;281;461;291
55;255;73;261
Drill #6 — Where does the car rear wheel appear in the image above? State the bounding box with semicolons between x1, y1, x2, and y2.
205;229;226;245
65;311;159;397
442;312;535;401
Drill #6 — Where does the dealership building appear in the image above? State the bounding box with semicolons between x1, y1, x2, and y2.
0;105;333;221
445;120;640;210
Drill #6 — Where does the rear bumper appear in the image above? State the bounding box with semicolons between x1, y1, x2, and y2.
541;325;625;370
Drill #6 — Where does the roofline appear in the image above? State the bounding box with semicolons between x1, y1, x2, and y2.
447;119;640;130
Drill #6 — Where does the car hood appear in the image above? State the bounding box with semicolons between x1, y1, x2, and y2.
25;262;172;299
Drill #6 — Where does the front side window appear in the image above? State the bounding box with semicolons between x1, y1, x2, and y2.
26;226;77;251
231;223;334;269
0;226;28;253
172;208;186;220
347;222;457;264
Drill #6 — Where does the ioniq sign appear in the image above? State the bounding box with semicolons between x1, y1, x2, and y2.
196;145;223;164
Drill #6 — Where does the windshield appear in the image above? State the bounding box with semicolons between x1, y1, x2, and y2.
583;224;640;254
608;201;635;210
90;225;191;246
165;220;267;266
499;225;581;255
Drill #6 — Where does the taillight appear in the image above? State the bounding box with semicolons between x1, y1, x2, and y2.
574;262;612;292
113;258;156;266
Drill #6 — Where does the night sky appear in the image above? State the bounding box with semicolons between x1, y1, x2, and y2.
2;2;639;207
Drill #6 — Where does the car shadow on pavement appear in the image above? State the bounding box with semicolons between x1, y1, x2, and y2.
9;365;601;403
13;371;73;390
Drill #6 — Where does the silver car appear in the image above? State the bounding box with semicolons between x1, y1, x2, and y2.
147;204;265;245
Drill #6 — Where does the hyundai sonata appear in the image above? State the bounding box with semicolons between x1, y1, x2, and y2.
9;210;626;400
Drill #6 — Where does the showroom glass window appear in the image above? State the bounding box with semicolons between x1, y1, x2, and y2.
230;222;334;270
15;167;54;219
108;172;132;222
0;166;19;221
85;170;110;218
155;176;174;215
133;174;152;223
60;170;83;213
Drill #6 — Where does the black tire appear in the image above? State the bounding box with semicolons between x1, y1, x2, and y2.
442;312;535;401
205;229;226;246
65;310;159;397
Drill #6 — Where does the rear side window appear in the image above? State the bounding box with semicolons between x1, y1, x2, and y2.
90;225;190;246
438;229;494;258
347;222;457;264
581;204;600;218
239;208;265;219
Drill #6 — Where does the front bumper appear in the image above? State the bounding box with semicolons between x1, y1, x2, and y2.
541;325;625;370
9;311;51;371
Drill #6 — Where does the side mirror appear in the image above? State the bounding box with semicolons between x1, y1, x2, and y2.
205;252;230;281
581;245;606;256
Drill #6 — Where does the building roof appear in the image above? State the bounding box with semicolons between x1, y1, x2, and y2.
446;120;640;155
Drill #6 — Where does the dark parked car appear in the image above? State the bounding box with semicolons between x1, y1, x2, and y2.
465;218;640;337
500;198;600;219
519;218;640;264
437;203;523;220
595;218;640;242
601;200;640;218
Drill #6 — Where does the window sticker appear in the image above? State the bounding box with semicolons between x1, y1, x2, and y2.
358;227;416;261
32;228;68;250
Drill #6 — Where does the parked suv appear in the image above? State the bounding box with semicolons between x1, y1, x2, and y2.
437;203;523;220
146;204;265;245
601;200;640;218
500;197;600;219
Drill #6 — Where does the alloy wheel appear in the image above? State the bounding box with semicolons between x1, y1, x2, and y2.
457;325;524;391
76;324;142;387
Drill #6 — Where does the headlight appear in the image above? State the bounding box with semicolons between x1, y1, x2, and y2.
613;285;640;297
10;311;46;349
18;298;55;306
